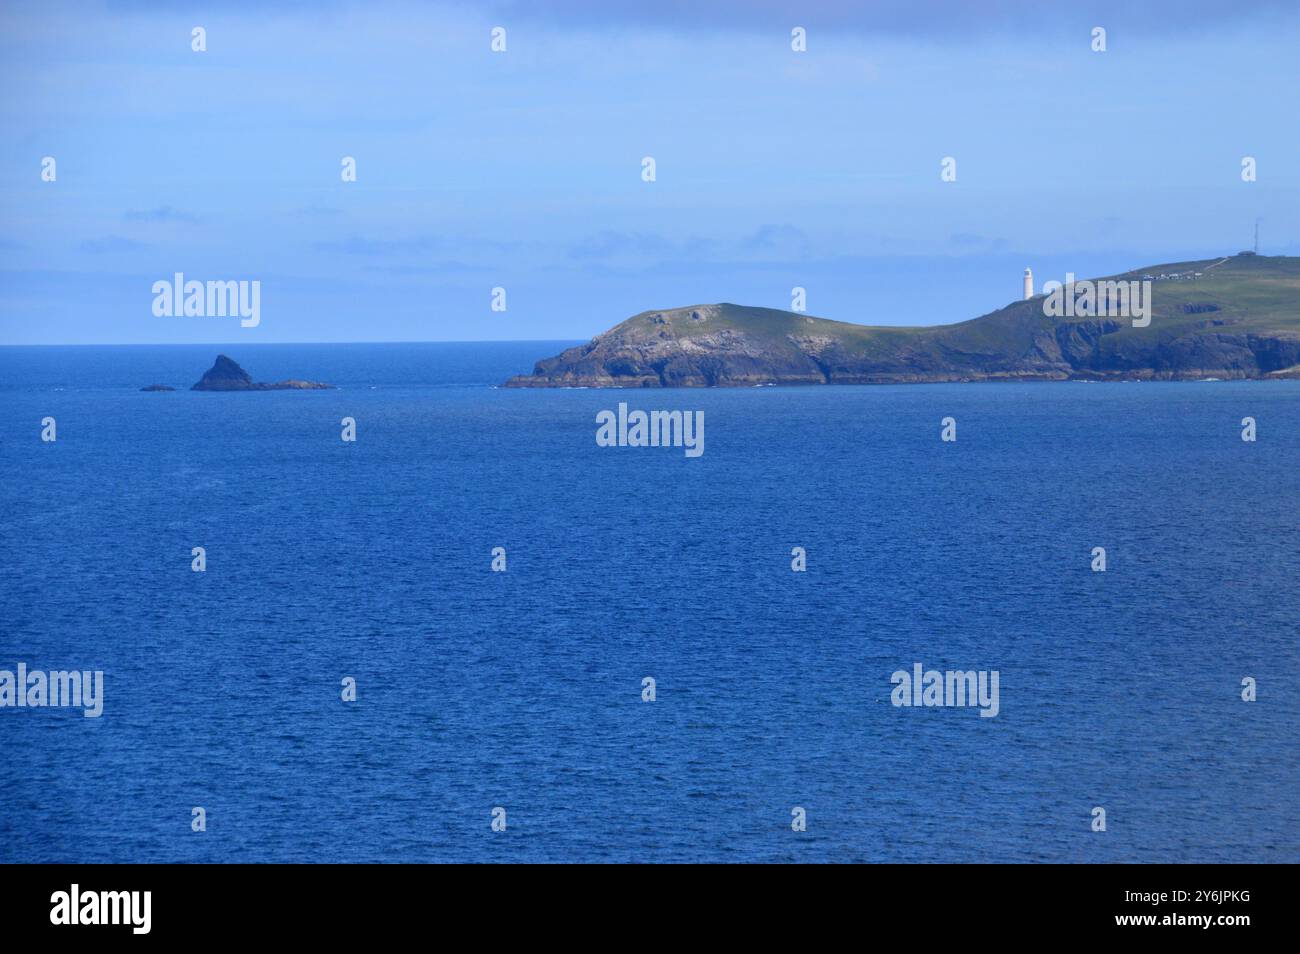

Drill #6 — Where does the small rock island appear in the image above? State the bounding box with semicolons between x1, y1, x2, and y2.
191;355;334;391
140;384;176;392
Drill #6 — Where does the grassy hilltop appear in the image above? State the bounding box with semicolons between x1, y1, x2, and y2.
505;253;1300;387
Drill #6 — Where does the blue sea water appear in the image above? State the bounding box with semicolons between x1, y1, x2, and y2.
1;343;1297;864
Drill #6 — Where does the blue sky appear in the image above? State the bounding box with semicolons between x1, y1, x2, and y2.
1;0;1297;344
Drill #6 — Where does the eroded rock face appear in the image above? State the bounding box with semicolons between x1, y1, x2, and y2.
193;354;254;390
191;355;334;391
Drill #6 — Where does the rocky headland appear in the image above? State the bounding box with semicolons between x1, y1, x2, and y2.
505;254;1300;387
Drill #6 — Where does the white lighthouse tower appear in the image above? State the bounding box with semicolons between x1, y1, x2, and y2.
1022;267;1034;300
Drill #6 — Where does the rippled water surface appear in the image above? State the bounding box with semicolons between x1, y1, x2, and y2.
1;343;1296;862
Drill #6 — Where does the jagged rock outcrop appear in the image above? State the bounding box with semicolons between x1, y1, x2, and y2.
191;355;334;391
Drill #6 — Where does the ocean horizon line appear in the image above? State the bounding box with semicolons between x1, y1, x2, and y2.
0;338;587;349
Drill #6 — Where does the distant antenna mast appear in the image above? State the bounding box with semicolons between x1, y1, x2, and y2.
1254;219;1259;254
